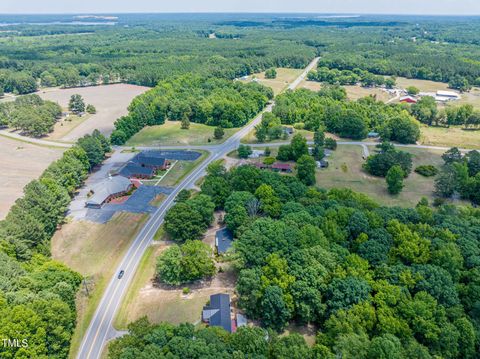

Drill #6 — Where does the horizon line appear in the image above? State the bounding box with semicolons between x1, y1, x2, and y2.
1;11;480;17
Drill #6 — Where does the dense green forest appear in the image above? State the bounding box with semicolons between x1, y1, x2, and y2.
0;130;110;358
109;162;480;358
271;87;421;143
111;75;273;144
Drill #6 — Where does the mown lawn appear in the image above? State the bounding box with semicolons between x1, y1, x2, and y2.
316;145;464;207
126;121;237;146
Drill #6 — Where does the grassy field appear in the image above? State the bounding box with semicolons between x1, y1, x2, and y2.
0;135;65;219
46;114;91;141
420;125;480;149
241;68;304;95
299;80;392;102
39;84;149;141
51;212;148;359
127;121;237;147
316;145;459;207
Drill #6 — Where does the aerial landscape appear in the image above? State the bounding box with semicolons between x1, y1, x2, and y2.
1;1;480;358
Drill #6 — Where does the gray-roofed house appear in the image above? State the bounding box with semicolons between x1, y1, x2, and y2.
85;176;132;208
202;294;233;333
119;162;155;179
215;227;233;254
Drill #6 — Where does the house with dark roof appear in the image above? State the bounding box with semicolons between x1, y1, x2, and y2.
272;163;293;173
134;152;168;170
202;294;233;333
85;176;132;208
119;162;155;179
215;228;233;254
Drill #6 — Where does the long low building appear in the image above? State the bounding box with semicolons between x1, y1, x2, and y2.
85;176;133;208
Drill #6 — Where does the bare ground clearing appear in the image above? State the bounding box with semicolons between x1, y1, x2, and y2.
0;136;64;219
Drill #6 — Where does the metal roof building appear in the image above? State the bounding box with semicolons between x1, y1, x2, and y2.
85;176;132;208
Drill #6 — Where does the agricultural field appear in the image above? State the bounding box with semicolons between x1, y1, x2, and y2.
241;68;304;95
51;212;148;358
39;84;149;142
126;121;237;147
0;135;64;219
316;144;464;207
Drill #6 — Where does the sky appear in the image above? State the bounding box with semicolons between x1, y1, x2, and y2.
1;0;480;16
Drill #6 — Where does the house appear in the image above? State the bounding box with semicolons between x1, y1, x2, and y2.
133;152;169;170
272;163;293;173
85;176;132;208
399;95;417;104
119;162;155;179
202;294;233;333
215;227;233;254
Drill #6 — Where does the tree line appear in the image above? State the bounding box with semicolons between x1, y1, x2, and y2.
111;75;273;145
0;129;110;358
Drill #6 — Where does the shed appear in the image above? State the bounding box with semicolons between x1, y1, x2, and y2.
202;294;232;333
215;228;233;254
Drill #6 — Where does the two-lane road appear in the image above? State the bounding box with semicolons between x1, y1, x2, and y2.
77;57;320;359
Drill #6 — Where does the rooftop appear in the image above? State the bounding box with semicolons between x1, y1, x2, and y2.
272;163;292;170
86;176;132;207
202;293;232;333
119;162;155;178
215;227;233;254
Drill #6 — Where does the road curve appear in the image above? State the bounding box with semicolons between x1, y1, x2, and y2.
77;57;320;359
0;130;73;148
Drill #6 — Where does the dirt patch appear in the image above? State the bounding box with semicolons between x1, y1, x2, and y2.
0;136;64;219
38;84;149;142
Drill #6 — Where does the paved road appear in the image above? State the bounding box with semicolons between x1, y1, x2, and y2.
77;57;320;359
0;130;73;148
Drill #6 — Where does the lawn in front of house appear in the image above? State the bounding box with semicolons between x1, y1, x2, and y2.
126;121;237;147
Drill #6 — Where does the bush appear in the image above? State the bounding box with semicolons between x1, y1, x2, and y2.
238;145;253;159
325;138;337;150
86;104;97;114
263;157;276;165
415;165;439;177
